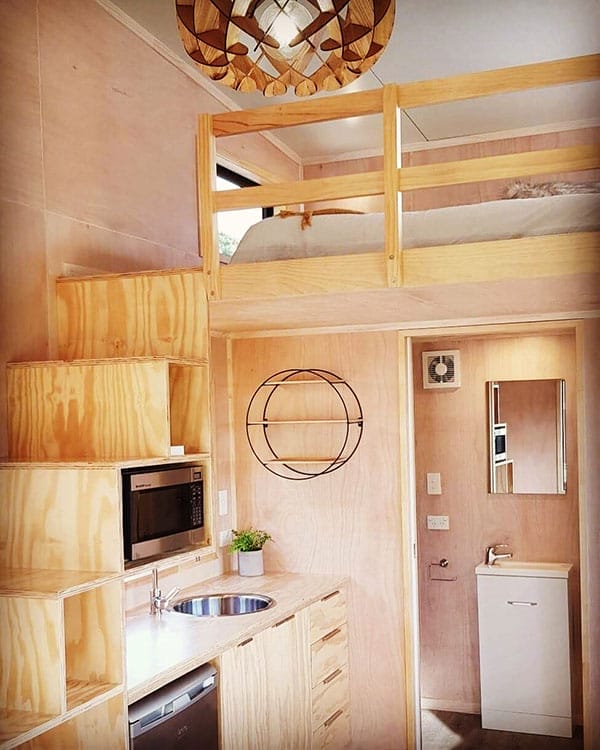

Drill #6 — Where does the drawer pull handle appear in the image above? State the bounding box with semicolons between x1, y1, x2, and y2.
323;668;342;685
238;637;254;647
321;590;340;602
322;627;342;642
274;614;295;627
507;600;538;606
324;709;344;729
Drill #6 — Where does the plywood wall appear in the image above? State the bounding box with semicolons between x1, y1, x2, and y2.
232;331;407;750
0;0;298;457
412;332;581;716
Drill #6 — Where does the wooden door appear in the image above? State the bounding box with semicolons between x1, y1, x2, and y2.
220;609;311;750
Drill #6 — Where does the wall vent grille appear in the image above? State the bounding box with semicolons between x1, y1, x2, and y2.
422;350;461;389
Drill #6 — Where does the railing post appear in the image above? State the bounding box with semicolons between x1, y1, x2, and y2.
197;114;221;300
383;84;402;287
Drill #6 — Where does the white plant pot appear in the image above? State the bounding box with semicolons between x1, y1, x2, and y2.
238;550;264;577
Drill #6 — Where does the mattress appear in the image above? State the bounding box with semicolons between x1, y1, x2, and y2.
229;193;600;264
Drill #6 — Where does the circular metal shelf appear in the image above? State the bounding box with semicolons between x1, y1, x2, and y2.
245;368;364;480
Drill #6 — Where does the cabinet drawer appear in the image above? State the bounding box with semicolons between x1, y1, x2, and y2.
309;589;346;643
312;701;351;750
311;623;348;688
312;663;350;732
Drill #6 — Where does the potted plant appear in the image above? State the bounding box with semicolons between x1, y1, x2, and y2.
229;527;272;576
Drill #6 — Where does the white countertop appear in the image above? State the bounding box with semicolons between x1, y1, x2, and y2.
126;571;346;704
475;560;572;578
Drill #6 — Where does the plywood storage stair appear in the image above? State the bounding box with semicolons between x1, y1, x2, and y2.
0;270;211;748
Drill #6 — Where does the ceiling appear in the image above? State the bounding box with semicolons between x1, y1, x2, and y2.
108;0;600;162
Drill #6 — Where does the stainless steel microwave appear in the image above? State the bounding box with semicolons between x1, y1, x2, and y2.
122;463;205;564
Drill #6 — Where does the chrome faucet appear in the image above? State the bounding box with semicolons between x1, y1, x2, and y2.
149;568;181;615
485;544;513;566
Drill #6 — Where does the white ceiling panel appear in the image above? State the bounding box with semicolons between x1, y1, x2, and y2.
408;81;600;142
376;0;600;84
276;111;427;165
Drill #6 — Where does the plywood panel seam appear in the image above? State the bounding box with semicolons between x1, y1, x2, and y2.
45;209;191;253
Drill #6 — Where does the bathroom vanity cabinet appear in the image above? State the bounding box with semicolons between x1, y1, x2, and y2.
476;562;572;738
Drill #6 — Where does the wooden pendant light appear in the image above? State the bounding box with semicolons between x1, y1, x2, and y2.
175;0;394;97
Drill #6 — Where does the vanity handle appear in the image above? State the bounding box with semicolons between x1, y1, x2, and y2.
322;627;342;642
321;590;340;602
324;709;344;728
238;637;254;647
507;600;538;606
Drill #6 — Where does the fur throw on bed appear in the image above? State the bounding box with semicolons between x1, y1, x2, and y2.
505;180;600;199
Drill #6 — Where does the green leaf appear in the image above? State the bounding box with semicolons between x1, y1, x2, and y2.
228;527;273;552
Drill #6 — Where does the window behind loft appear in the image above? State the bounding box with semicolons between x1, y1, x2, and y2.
216;165;273;259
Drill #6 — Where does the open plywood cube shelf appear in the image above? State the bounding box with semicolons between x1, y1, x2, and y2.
7;358;210;461
0;581;124;749
0;692;126;750
0;466;125;747
64;581;124;711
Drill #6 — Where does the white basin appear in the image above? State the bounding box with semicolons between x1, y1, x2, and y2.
475;560;572;578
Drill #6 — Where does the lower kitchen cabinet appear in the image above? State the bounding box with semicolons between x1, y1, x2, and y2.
312;703;351;750
219;587;350;750
220;609;312;750
14;695;127;750
309;590;351;749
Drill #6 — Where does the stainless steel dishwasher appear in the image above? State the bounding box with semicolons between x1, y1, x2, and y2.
128;663;218;749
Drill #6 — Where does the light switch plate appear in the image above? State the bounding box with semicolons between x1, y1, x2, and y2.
218;489;228;516
427;514;450;530
219;529;233;548
427;472;442;495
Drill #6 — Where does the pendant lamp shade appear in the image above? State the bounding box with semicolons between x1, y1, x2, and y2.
175;0;394;97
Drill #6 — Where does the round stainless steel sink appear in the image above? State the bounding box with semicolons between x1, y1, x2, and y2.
172;593;274;617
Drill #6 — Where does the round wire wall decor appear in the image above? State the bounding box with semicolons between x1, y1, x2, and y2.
245;368;363;480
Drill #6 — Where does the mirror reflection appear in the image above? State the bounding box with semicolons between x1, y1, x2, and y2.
488;379;566;494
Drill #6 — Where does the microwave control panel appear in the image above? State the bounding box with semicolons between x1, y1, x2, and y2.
191;481;204;527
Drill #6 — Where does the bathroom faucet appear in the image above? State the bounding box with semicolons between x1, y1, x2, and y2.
485;544;513;566
150;568;181;615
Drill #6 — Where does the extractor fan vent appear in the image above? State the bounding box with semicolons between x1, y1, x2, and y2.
422;350;461;389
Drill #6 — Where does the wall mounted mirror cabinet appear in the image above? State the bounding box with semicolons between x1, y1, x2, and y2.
488;379;566;494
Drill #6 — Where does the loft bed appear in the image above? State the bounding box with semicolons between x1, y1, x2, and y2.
228;193;600;264
196;55;600;306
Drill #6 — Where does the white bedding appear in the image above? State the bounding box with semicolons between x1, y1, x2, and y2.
229;193;600;264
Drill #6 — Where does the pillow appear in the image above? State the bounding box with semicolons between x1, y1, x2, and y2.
505;180;600;199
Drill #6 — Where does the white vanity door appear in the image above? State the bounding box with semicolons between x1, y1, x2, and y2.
477;574;571;722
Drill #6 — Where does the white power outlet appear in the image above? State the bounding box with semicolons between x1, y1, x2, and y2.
427;514;450;530
426;472;442;495
219;529;233;548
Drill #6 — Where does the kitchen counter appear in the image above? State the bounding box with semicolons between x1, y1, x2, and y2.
126;572;347;703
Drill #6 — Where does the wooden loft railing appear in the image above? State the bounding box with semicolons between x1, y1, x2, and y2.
197;54;600;301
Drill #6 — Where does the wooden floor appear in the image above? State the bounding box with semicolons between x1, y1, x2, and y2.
421;710;583;750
